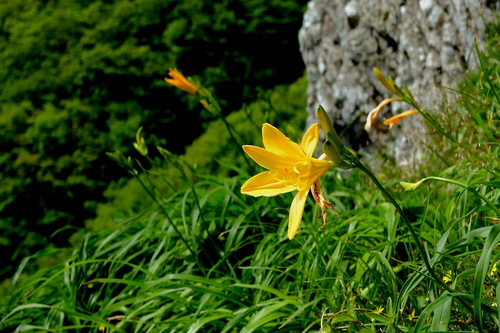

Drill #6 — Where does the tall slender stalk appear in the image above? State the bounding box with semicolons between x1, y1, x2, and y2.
131;170;207;275
219;114;255;172
352;158;476;320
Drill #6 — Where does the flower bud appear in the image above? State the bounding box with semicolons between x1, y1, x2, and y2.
157;146;173;160
374;67;400;96
107;150;136;174
323;135;352;169
317;105;355;169
164;68;199;95
133;126;148;156
399;181;423;191
316;105;336;137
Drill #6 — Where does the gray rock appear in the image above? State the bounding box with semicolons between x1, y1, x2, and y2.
299;0;497;164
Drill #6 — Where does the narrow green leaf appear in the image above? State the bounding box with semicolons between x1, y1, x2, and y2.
496;282;500;328
413;292;469;332
430;292;452;331
365;312;393;325
331;314;358;323
473;224;500;332
241;301;289;333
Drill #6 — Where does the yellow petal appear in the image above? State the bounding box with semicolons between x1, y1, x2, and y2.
294;161;313;190
241;171;296;197
383;109;419;128
242;145;293;170
310;158;333;176
288;189;309;239
262;123;305;161
164;68;198;95
301;123;319;157
365;97;402;131
294;158;332;191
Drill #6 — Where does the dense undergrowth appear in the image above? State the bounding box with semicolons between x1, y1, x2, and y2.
1;20;500;333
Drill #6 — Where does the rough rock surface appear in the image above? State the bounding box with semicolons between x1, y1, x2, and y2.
299;0;497;166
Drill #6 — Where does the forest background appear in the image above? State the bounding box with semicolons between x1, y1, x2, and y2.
0;0;308;284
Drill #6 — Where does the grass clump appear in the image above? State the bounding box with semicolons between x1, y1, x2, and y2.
1;39;500;333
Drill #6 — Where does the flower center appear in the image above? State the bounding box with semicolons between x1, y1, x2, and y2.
271;167;300;187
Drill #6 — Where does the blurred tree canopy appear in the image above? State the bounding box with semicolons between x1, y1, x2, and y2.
0;0;308;277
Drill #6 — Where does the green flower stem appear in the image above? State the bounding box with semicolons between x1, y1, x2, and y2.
354;160;439;281
186;177;222;271
410;102;457;143
412;176;500;216
207;96;255;172
220;115;255;172
395;87;456;144
131;170;206;275
353;158;475;316
174;159;224;272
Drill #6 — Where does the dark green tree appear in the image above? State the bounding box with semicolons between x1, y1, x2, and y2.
0;0;307;278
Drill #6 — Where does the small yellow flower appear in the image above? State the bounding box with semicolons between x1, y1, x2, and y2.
489;263;498;277
373;306;384;314
164;68;199;95
241;123;334;239
443;270;452;283
384;109;419;129
408;309;416;321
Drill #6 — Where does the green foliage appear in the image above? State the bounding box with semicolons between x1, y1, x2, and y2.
0;162;393;331
2;3;499;332
87;178;155;232
0;0;307;278
3;147;498;330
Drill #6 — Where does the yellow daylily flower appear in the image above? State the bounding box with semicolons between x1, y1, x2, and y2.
384;109;419;129
164;68;199;95
241;123;335;239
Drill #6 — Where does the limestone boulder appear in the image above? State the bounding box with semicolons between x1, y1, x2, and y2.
299;0;497;165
